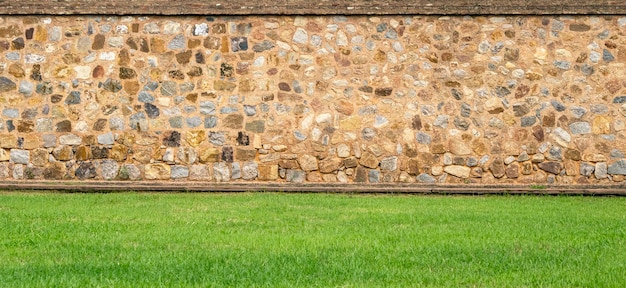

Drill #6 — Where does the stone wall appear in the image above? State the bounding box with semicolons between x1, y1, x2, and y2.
1;15;626;185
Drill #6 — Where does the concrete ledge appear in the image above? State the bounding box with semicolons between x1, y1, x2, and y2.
0;0;625;15
1;181;625;195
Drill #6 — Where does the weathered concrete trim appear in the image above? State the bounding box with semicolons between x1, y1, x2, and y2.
1;0;626;15
1;181;625;195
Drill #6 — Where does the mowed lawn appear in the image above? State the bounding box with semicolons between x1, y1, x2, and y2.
0;192;624;287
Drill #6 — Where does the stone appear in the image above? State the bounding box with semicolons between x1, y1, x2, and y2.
223;114;243;129
449;139;472;155
505;163;520;178
242;162;259;180
286;169;306;183
416;173;436;183
97;132;115;145
592;116;611;134
444;165;471;178
608;160;626;175
570;122;591;134
368;169;381;183
212;162;230;182
359;152;379;169
100;160;119;180
538;161;563;175
10;149;29;164
145;163;171;180
118;164;142;181
75;162;97;180
162;131;181;147
489;158;505;178
59;134;82;146
298;154;318;171
380;156;398;172
171;166;189;179
319;158;342;173
0;77;17;92
595;162;608;179
580;162;595;176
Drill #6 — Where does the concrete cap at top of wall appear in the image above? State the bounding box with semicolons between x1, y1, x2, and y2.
0;0;624;15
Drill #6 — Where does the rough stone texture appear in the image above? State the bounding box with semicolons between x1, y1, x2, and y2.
0;15;624;187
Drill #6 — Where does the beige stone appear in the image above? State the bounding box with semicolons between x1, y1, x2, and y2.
31;148;49;167
258;165;278;181
0;135;17;149
198;147;220;163
444;165;471;178
297;154;318;171
145;163;171;180
592;116;611;134
359;152;379;169
449;139;472;155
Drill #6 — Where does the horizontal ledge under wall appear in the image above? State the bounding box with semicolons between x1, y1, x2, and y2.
1;0;626;16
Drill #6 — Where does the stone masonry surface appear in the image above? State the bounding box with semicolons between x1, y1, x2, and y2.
2;15;626;185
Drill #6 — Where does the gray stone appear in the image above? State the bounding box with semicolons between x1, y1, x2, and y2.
204;116;218;128
380;156;398;172
581;64;595;76
101;78;122;92
550;100;566;112
242;162;258;180
608;160;626;175
613;96;626;104
119;164;141;180
521;116;536;127
243;105;256;116
75;162;97;180
171;165;189;179
358;105;377;115
292;28;308;44
110;117;124;130
227;162;239;179
97;132;115;145
2;108;18;118
610;149;625;159
35;118;53;132
286;169;306;183
0;77;17;92
294;131;307;141
208;132;225;146
160;81;177;96
570;106;587;118
553;60;571;70
213;162;230;182
220;106;238;114
252;40;275;52
100;159;119;180
186;117;202;128
138;91;155;103
603;49;615;62
415;132;431;145
580;162;595;176
10;149;29;164
569;122;591;134
19;81;33;96
199;101;216;115
590;104;608;114
368;169;381;183
193;23;209;36
362;128;376;140
130;112;147;130
416;173;436;183
433;115;449;128
595;162;608;179
168;34;186;49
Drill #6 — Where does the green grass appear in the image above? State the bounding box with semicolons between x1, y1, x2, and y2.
0;192;625;287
